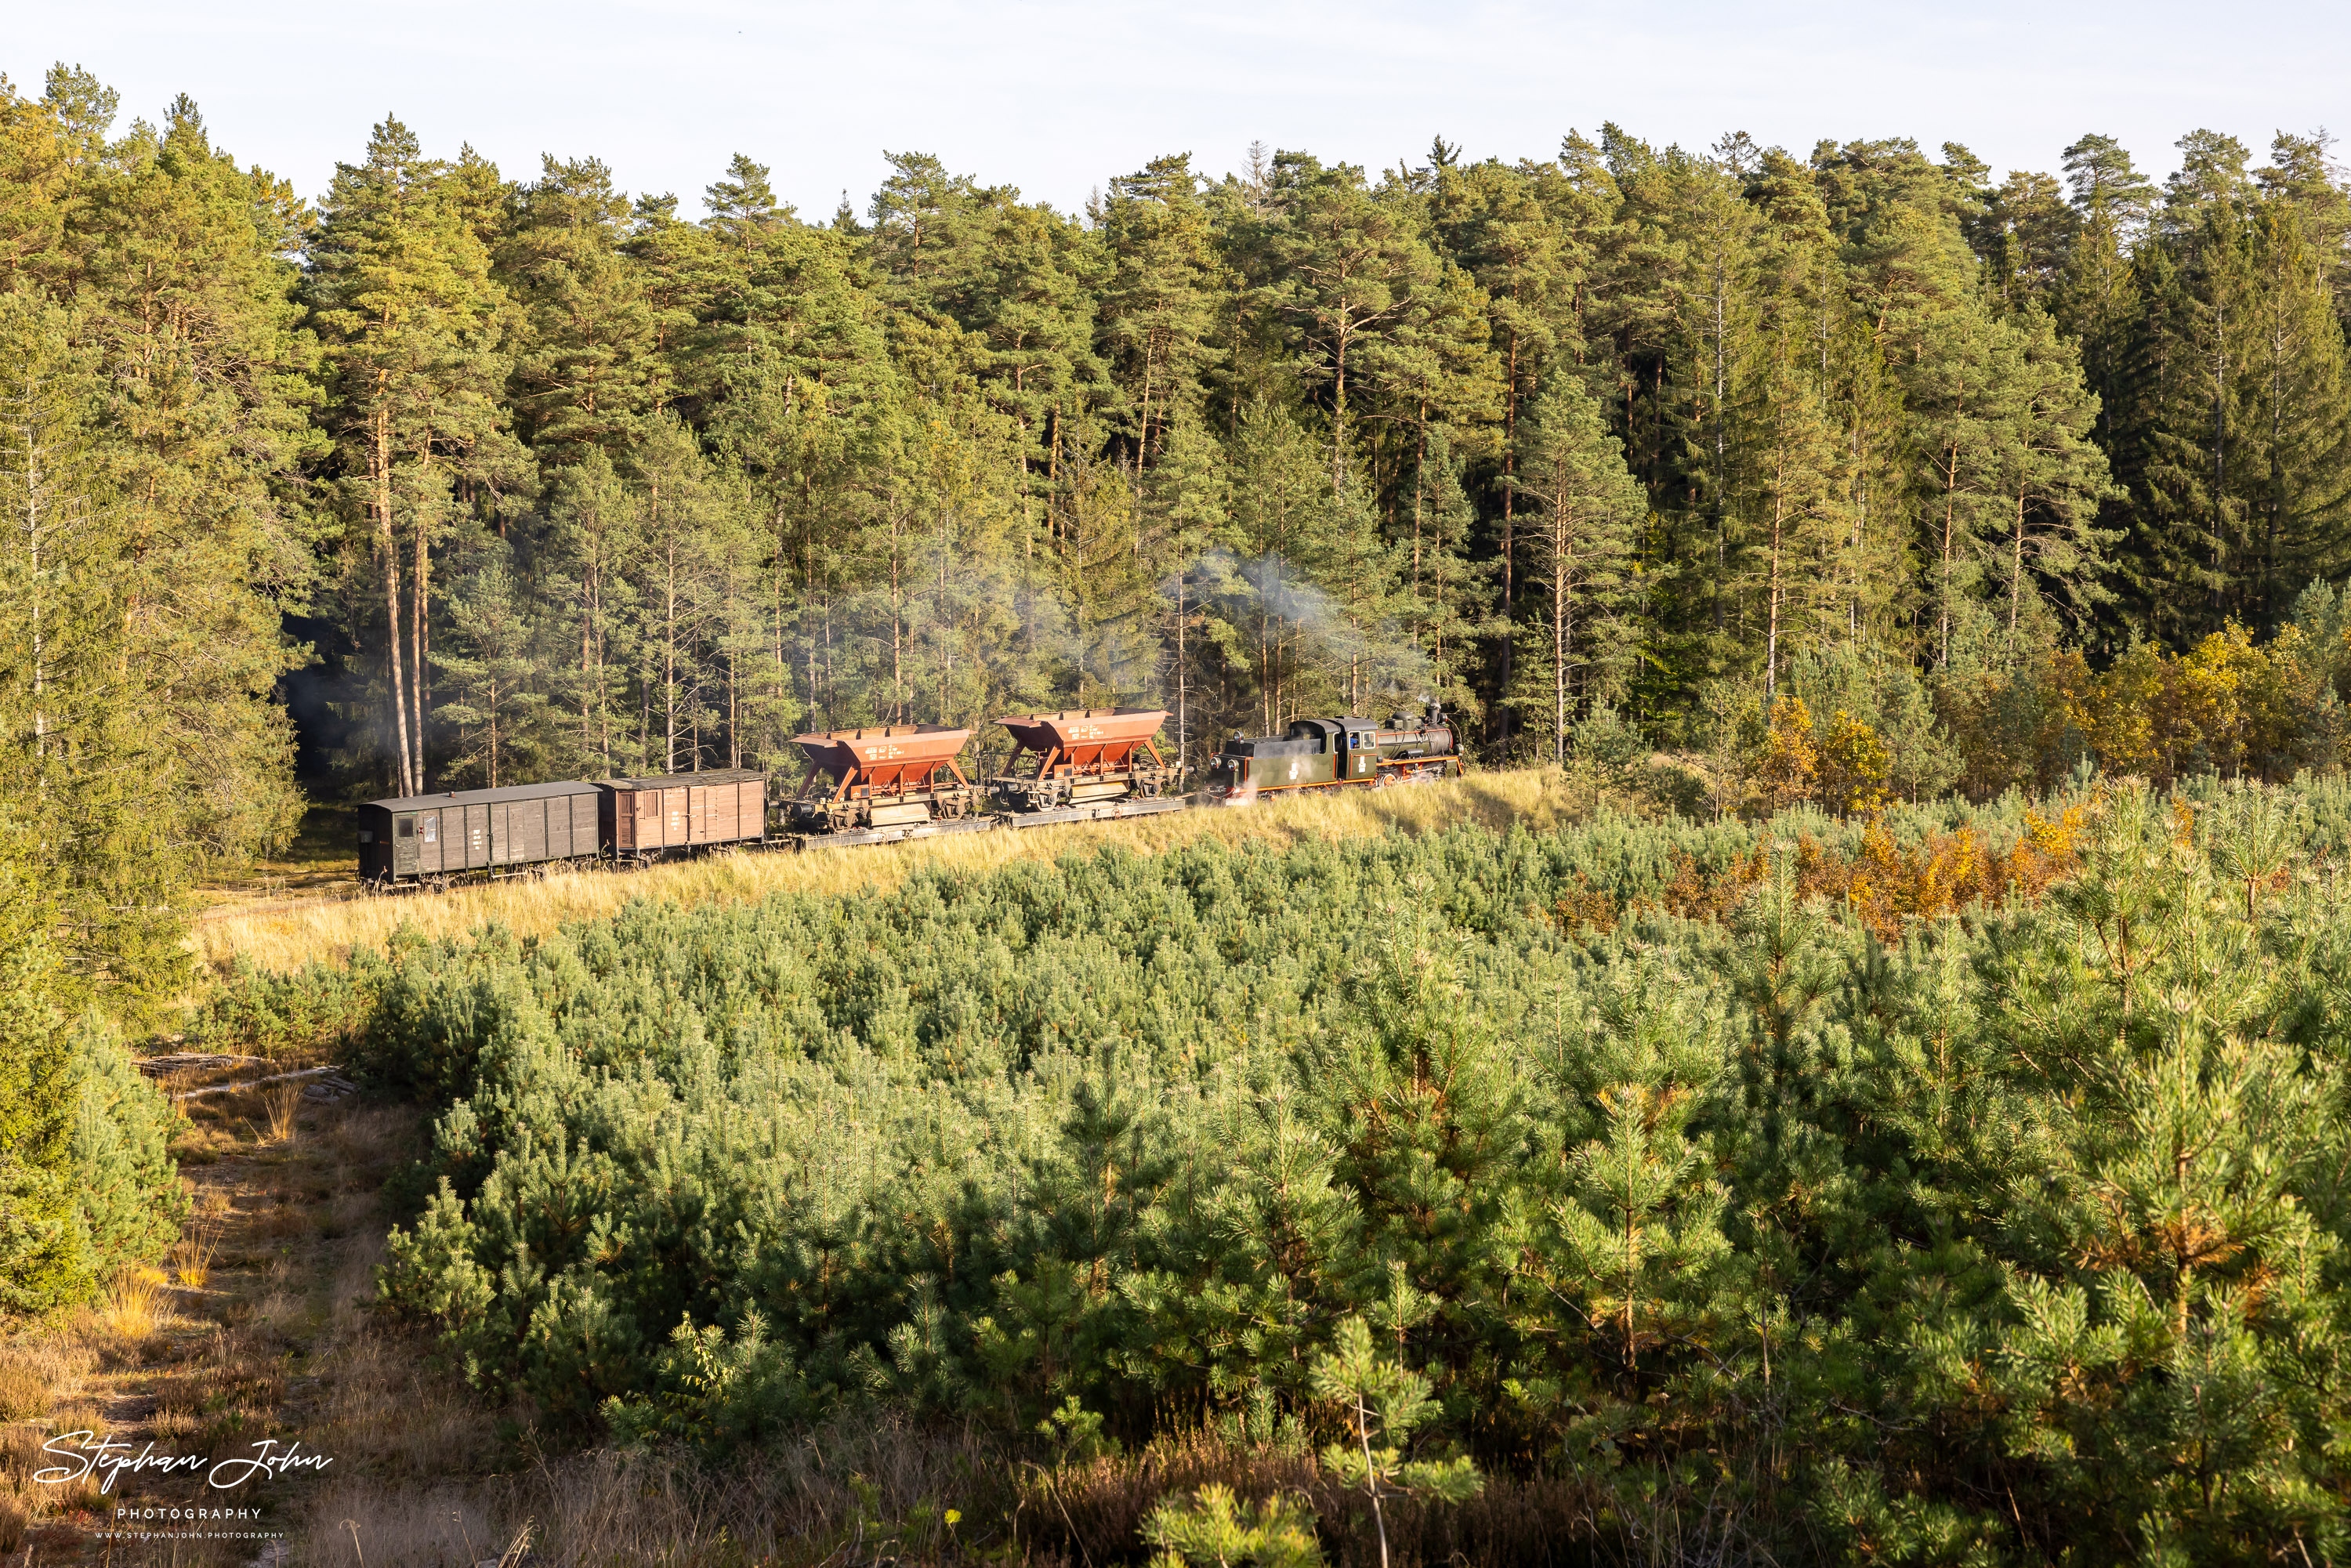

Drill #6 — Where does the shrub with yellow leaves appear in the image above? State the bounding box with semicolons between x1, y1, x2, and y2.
1752;695;1817;809
1816;709;1891;815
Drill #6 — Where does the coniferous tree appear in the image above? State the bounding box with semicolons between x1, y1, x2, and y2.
433;554;549;788
703;153;786;251
1260;155;1437;494
1508;378;1646;759
2058;134;2157;451
504;154;657;462
1909;306;2013;666
1139;405;1228;766
1987;308;2121;646
1211;396;1348;733
2239;201;2351;617
309;115;514;794
1740;330;1844;697
65;100;317;856
0;852;78;1313
0;290;194;1005
1099;154;1219;465
1667;154;1769;677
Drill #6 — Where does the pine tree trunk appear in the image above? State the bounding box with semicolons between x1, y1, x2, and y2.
411;464;430;790
1499;332;1520;747
1412;399;1429;649
890;504;904;722
1712;266;1728;638
1554;507;1569;767
1939;392;1962;670
581;562;596;760
2012;483;2026;635
1332;321;1349;494
1767;481;1786;701
1176;567;1189;771
375;400;415;797
23;413;44;762
657;476;678;773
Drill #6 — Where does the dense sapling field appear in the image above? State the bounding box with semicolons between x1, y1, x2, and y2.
288;782;2351;1562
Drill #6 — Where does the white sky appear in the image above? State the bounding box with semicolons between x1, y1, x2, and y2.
9;0;2348;219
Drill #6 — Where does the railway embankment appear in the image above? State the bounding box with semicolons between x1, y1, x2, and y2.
192;769;1556;974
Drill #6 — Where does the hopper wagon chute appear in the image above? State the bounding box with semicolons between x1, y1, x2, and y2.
989;708;1183;822
784;724;980;837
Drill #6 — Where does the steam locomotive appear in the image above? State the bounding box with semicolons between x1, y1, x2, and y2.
1200;703;1460;803
357;703;1462;885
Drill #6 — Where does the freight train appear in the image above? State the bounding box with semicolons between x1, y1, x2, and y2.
357;703;1460;885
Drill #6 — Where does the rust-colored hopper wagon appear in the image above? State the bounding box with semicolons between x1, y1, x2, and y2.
990;708;1185;824
599;770;769;862
783;724;981;840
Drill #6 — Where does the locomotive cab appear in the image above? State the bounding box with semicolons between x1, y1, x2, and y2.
1200;719;1344;802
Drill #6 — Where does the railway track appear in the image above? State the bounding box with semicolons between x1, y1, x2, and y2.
195;795;1198;919
209;703;1459;917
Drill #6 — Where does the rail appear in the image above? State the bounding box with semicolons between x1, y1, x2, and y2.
191;756;1464;920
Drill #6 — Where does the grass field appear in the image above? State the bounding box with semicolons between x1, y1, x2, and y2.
193;771;1560;974
191;801;360;912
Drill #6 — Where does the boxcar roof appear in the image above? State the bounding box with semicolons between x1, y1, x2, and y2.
600;769;767;790
363;780;602;813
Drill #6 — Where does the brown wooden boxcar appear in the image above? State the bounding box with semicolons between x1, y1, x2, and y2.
598;770;769;859
357;780;603;883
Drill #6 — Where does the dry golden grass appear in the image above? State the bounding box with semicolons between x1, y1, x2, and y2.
327;1104;406;1169
0;1357;45;1423
258;1196;310;1241
264;1077;305;1144
102;1266;169;1339
175;1217;220;1291
197;770;1555;973
303;1331;495;1478
0;1334;95;1410
277;1417;1617;1568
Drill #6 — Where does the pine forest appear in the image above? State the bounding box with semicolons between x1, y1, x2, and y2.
11;53;2351;1567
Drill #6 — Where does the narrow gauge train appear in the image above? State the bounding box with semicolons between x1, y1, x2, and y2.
356;703;1460;885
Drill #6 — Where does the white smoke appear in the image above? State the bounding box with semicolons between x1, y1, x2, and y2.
1177;549;1433;708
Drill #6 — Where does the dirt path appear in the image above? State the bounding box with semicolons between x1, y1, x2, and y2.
2;1073;499;1566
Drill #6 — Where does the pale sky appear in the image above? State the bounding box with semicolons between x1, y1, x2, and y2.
9;0;2347;219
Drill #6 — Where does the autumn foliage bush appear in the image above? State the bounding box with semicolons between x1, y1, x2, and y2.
1716;603;2351;819
1568;799;2091;942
